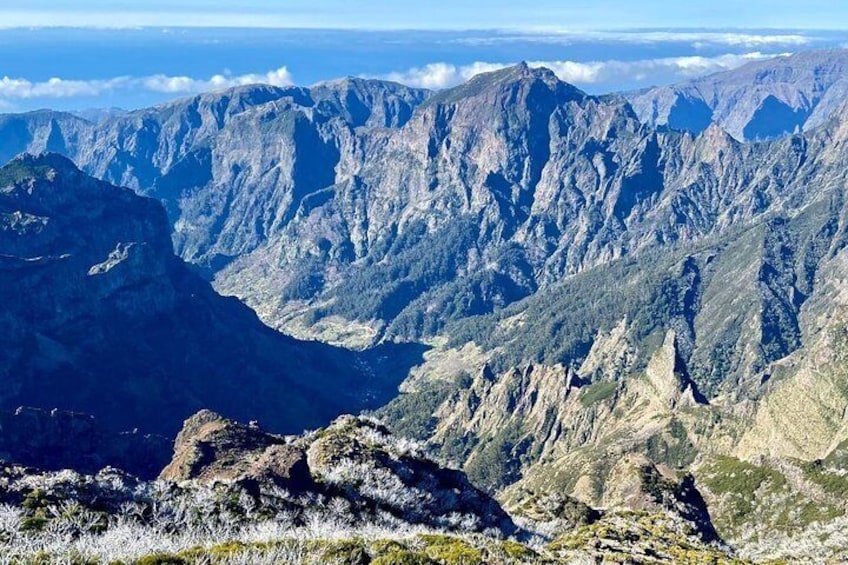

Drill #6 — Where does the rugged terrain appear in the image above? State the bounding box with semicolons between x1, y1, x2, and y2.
3;49;848;562
0;410;743;564
0;153;412;437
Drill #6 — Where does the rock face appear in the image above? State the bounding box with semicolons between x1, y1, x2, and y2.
0;153;401;436
160;409;313;491
628;49;848;140
2;61;846;373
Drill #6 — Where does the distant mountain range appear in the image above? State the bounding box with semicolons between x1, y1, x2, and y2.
628;49;848;140
4;48;848;561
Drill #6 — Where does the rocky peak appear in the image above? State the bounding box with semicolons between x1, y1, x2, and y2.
423;63;585;110
158;410;515;533
310;77;430;128
1;152;80;182
0;151;172;262
0;153;108;207
160;410;313;491
644;330;707;409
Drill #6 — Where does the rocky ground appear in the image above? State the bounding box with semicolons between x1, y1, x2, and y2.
0;410;744;564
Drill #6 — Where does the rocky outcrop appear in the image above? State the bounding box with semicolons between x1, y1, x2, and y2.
160;410;515;533
160;410;312;491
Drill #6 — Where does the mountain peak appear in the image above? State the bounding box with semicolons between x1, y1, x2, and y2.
0;152;81;186
423;62;584;108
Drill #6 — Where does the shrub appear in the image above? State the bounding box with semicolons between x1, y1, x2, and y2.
419;534;484;565
135;554;186;565
371;550;436;565
321;539;371;565
500;540;537;560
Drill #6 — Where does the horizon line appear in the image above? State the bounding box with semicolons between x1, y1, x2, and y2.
0;22;844;33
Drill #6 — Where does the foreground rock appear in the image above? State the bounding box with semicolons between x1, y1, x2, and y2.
0;409;745;564
161;409;313;490
161;410;515;534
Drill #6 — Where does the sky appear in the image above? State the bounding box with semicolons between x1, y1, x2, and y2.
0;2;847;112
5;1;848;30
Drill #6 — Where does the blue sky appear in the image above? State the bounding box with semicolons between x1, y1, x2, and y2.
4;1;848;29
0;3;846;112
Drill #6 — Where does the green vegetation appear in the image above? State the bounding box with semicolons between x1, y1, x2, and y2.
321;539;371;565
645;418;697;468
801;459;848;497
579;380;618;407
501;540;538;560
699;456;787;525
135;554;186;565
377;374;469;440
548;512;748;564
700;456;786;501
0;158;55;187
371;550;436;565
445;244;702;377
695;455;814;537
324;218;484;323
117;535;552;565
419;534;484;565
463;422;528;491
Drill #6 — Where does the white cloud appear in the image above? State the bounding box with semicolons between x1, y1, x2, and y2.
383;62;505;90
142;67;293;93
0;67;293;100
455;30;813;49
535;52;783;84
380;52;784;89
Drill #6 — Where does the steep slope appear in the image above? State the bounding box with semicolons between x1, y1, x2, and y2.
0;64;829;356
628;49;848;140
221;64;654;340
250;64;829;358
0;153;406;436
0;407;171;479
1;64;842;385
377;173;848;558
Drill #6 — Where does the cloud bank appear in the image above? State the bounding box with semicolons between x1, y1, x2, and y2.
0;67;293;100
456;30;813;49
381;52;784;89
0;52;788;108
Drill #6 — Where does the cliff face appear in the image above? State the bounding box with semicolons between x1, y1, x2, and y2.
0;153;406;436
1;63;843;368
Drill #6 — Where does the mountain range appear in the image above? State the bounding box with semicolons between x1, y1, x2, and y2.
628;49;848;141
4;48;848;562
